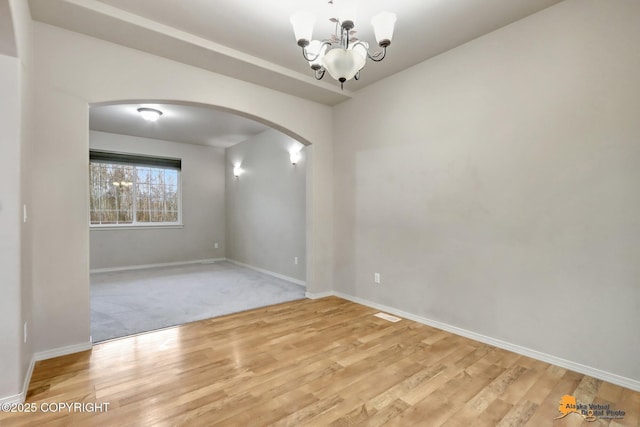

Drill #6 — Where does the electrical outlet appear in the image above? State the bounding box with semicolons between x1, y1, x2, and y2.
23;322;27;343
374;273;381;284
214;242;219;249
294;256;298;265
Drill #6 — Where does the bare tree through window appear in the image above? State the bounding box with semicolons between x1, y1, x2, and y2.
90;161;179;225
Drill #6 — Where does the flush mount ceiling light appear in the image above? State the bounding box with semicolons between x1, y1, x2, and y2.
137;107;163;122
291;4;396;89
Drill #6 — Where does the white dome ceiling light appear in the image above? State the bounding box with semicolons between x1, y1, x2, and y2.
137;107;163;122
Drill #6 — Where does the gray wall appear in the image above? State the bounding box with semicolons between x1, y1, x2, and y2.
17;0;34;397
0;52;22;400
90;131;226;269
0;0;34;401
333;0;640;383
226;129;306;282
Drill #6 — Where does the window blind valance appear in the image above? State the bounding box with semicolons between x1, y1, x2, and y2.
89;150;181;170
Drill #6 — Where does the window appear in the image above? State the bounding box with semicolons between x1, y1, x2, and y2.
89;151;181;226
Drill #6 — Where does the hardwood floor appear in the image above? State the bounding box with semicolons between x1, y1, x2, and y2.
1;297;638;426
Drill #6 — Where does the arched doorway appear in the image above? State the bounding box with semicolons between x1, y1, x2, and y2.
29;31;333;353
87;100;309;342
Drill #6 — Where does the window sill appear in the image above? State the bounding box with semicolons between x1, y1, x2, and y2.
90;224;184;231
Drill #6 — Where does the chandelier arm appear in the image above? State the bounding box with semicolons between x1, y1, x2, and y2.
314;68;326;80
301;41;332;62
350;41;388;63
354;71;360;81
367;46;387;62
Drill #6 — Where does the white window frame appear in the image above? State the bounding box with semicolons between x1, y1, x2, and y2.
89;156;183;229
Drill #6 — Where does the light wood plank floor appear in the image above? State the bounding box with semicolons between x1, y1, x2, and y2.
1;297;638;426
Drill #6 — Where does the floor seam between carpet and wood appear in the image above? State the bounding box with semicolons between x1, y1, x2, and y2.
90;260;306;342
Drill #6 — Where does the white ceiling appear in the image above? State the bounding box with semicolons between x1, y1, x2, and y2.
29;0;564;106
90;103;271;148
31;0;565;146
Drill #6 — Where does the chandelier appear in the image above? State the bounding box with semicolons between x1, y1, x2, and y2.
290;6;396;89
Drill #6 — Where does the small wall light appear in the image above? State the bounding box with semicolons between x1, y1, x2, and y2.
137;107;163;122
290;150;302;166
233;164;242;178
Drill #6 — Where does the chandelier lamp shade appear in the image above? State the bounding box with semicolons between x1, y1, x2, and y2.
290;9;396;88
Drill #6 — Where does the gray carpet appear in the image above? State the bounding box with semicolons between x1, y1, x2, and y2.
90;261;306;342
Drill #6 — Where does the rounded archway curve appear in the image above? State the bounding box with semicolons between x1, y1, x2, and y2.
90;99;313;147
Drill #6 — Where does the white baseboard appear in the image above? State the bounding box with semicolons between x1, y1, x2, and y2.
0;360;31;406
305;291;334;299
20;355;36;401
226;259;306;287
0;391;26;405
34;342;93;362
0;341;93;404
332;291;640;392
90;258;225;274
1;356;37;405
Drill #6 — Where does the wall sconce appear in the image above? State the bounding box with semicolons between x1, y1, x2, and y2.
290;150;302;166
233;164;242;178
